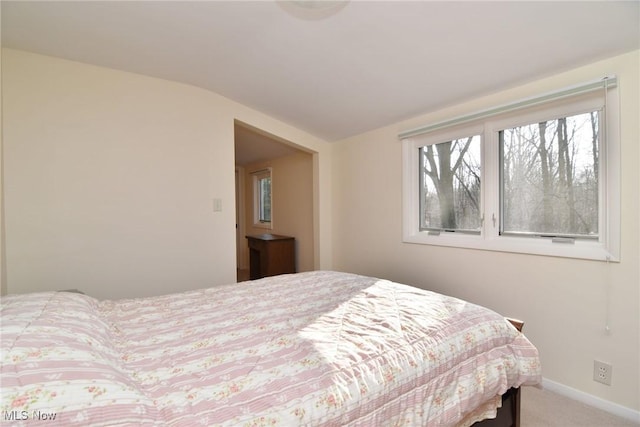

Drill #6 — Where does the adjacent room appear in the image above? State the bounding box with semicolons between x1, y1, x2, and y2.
1;1;638;426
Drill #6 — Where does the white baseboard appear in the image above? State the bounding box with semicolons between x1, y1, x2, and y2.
541;377;640;424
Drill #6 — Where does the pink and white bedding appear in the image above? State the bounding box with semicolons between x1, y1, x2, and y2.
1;271;541;426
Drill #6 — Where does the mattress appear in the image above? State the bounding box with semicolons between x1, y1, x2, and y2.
1;271;541;426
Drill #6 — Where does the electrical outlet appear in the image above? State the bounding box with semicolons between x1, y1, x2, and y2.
593;360;612;386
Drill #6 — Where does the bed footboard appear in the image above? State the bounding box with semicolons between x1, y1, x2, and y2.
506;317;524;332
472;387;520;427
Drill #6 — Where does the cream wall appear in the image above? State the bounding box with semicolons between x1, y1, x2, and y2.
2;48;332;299
332;51;639;413
242;151;314;273
0;9;5;296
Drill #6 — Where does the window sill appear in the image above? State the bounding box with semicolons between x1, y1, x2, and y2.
402;231;618;262
253;221;272;230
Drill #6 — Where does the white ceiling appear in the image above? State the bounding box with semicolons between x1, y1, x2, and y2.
2;1;639;143
234;121;303;165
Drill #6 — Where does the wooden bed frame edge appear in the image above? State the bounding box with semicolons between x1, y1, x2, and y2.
506;317;523;427
506;317;524;333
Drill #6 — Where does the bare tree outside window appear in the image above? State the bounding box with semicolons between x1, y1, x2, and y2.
500;111;599;238
420;136;482;232
258;176;271;223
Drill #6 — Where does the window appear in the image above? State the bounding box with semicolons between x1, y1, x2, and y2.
402;77;620;261
252;168;272;228
499;112;599;239
420;135;482;234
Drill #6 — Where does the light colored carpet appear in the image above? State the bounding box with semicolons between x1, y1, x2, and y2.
521;386;639;426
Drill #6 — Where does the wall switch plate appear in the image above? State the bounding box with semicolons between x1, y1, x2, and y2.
213;198;222;212
593;360;612;386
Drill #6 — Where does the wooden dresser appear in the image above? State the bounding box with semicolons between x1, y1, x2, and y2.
246;234;295;280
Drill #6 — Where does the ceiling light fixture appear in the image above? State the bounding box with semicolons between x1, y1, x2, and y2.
278;1;349;20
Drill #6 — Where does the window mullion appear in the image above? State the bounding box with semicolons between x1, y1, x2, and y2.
482;126;500;239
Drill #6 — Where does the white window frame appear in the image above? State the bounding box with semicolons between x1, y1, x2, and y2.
252;167;273;229
417;124;485;235
401;77;620;262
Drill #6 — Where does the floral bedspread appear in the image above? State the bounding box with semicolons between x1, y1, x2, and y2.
1;271;541;426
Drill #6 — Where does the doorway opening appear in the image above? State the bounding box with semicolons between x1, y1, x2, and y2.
234;121;315;282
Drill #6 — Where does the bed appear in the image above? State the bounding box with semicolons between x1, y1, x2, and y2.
1;270;541;426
